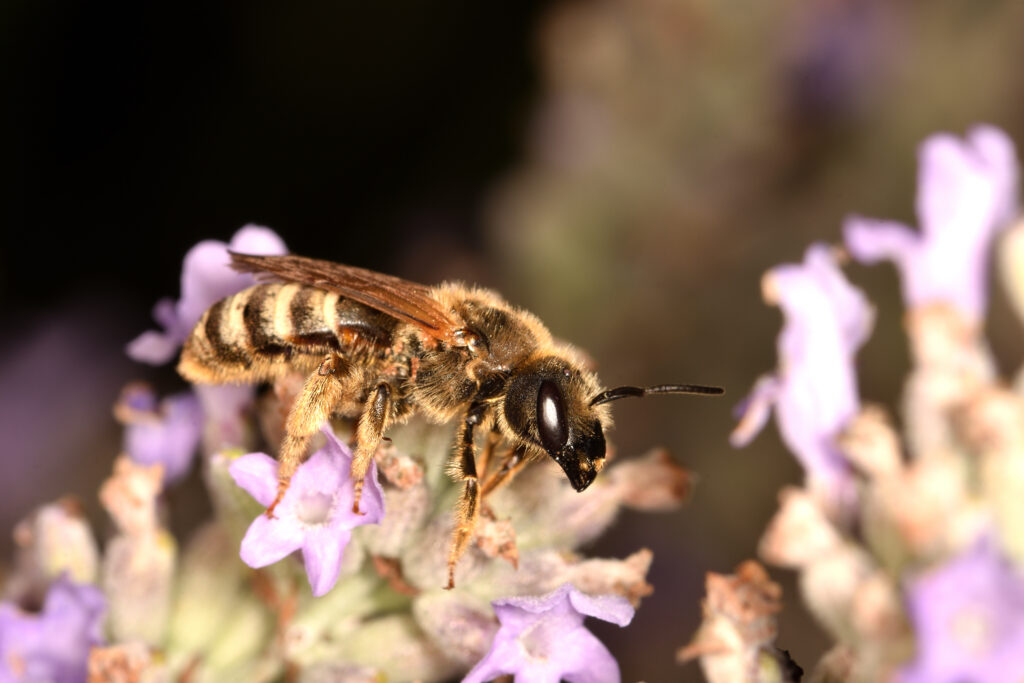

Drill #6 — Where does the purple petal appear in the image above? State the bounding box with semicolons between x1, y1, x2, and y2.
44;577;107;645
230;426;387;596
177;225;288;328
0;578;106;683
493;584;579;633
466;584;629;683
730;375;781;448
916;132;988;241
239;514;303;568
567;589;634;627
843;216;918;267
968;125;1019;226
304;427;386;525
350;454;386;526
901;538;1024;681
559;627;621;683
229;452;280;508
125;330;180;365
301;527;352;597
803;244;874;349
290;446;343;497
744;245;867;489
845;126;1020;321
128;225;287;366
175;240;251;329
462;633;523;683
229;224;289;255
124;391;203;484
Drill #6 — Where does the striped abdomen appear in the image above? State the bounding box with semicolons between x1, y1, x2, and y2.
178;282;398;384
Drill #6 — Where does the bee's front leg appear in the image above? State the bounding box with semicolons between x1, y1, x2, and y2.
480;445;528;498
445;402;488;590
269;355;349;517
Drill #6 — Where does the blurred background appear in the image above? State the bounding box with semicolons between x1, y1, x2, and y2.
4;1;1024;680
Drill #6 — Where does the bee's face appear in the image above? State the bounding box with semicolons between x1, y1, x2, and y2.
502;358;608;491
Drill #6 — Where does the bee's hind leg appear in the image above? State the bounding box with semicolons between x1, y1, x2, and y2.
268;355;349;517
445;402;488;590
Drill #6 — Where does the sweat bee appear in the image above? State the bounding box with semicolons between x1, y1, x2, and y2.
178;253;722;588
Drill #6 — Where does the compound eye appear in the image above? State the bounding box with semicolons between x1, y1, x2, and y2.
537;380;568;453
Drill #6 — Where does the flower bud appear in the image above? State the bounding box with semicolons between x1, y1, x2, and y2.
759;488;842;568
412;590;498;668
102;531;176;646
607;447;693;511
7;499;99;603
334;614;455;683
166;524;247;657
838;406;902;480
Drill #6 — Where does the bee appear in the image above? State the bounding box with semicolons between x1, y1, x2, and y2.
178;253;722;588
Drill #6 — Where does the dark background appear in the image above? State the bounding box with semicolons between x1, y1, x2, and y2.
5;1;1024;681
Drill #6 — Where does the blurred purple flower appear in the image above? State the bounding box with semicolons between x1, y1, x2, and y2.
731;244;873;498
117;384;203;485
193;383;255;454
127;224;287;364
463;583;635;683
0;576;105;683
844;125;1019;322
901;538;1024;683
229;427;385;597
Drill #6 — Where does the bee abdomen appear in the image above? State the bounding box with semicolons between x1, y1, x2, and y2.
178;283;398;384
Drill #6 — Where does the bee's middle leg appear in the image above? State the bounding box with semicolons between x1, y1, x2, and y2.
446;402;488;590
350;382;394;515
268;355;348;516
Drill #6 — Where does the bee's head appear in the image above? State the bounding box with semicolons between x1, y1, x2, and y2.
501;357;609;492
500;356;724;492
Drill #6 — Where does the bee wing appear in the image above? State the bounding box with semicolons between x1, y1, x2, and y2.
230;252;459;341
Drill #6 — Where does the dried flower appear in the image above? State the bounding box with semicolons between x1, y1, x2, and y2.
5;500;99;605
844;125;1019;323
678;561;796;683
116;384;203;484
127;224;287;364
0;577;106;683
230;426;385;596
732;244;873;502
99;457;164;537
900;538;1024;682
463;582;635;683
99;456;176;646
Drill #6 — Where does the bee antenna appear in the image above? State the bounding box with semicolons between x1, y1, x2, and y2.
589;384;724;407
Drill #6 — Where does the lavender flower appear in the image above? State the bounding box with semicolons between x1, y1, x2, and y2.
127;224;287;364
116;384;203;484
229;426;385;597
731;244;873;500
844;125;1019;323
463;582;635;683
900;538;1024;682
0;577;106;683
193;383;257;454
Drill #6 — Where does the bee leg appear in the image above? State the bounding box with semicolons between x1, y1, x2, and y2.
480;445;528;498
267;355;348;517
476;427;503;481
350;382;394;515
446;402;488;590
